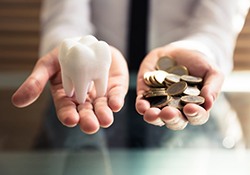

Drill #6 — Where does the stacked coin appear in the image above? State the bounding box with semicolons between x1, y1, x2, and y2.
143;56;205;110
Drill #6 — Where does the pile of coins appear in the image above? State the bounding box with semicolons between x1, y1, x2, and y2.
143;56;205;110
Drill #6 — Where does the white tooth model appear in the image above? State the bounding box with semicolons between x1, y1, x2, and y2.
58;35;112;104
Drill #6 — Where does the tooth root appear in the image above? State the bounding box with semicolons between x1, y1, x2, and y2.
73;77;91;104
61;73;74;97
94;78;107;97
91;41;111;98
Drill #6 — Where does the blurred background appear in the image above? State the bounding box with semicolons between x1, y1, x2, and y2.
0;0;250;151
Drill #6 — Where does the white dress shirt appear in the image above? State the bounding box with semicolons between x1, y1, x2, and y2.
39;0;250;75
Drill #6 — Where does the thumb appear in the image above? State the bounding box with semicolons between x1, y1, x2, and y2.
11;75;46;108
12;49;59;108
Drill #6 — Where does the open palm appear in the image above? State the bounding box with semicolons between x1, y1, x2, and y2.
136;45;224;130
12;47;129;134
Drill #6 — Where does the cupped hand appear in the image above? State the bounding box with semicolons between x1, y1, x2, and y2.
135;45;224;130
12;47;129;134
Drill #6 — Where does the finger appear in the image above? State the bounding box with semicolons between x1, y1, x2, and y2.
183;103;209;125
108;85;127;112
12;59;50;108
159;106;188;130
135;94;151;115
50;84;80;127
108;46;129;112
12;49;60;108
11;76;45;108
143;107;165;126
201;69;224;110
78;102;100;134
135;50;162;115
94;97;114;128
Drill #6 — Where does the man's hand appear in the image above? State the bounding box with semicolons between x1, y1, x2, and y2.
136;45;224;130
12;47;129;134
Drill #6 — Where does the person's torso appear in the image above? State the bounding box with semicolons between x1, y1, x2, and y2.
90;0;199;56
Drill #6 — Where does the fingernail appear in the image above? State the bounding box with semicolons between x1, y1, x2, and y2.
166;116;181;125
166;119;188;130
151;118;165;127
187;114;208;125
187;111;198;117
164;115;188;130
63;117;78;127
